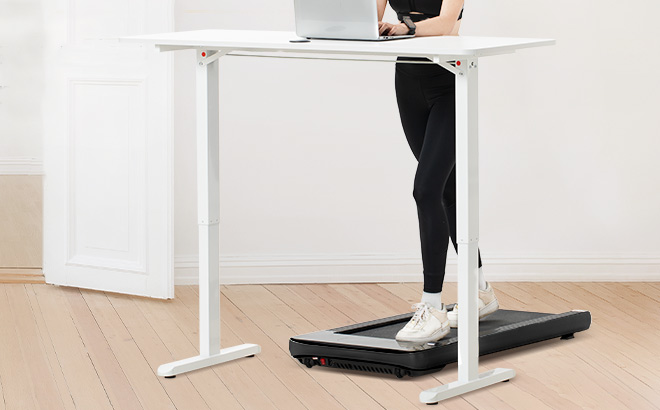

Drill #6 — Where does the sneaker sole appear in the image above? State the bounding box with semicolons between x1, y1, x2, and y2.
395;322;451;343
448;299;500;328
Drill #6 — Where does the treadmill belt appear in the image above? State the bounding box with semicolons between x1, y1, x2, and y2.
289;307;591;378
345;309;548;340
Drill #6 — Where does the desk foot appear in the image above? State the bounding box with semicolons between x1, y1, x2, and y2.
419;368;515;404
157;344;261;377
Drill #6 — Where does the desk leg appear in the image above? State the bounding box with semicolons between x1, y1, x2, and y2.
420;58;514;403
158;50;260;377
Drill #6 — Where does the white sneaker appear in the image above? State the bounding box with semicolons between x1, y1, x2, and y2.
395;302;450;343
447;281;499;328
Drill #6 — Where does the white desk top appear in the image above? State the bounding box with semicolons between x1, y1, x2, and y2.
121;29;554;59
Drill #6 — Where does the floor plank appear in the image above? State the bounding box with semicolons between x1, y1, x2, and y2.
79;288;177;410
31;284;114;410
0;285;39;409
200;286;348;410
223;284;384;410
62;287;143;410
177;285;308;410
5;284;64;410
520;283;660;408
105;291;211;410
2;282;659;410
25;284;78;410
130;290;244;410
497;283;658;410
162;287;277;409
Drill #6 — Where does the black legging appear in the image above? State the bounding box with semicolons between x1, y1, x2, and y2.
395;58;483;293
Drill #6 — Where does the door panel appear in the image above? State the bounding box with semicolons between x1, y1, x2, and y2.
43;0;174;298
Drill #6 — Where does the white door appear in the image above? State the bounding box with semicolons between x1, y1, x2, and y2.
42;0;174;298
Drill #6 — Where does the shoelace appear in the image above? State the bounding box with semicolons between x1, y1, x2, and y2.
410;303;432;328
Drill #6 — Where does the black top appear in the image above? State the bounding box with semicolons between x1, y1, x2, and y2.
389;0;463;23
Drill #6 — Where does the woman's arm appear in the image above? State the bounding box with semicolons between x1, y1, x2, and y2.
387;0;464;37
415;0;464;36
377;0;388;22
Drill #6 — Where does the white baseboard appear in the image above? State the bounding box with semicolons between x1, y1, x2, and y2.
173;253;660;285
0;157;43;175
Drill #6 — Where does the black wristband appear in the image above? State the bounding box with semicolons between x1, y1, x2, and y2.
402;15;416;35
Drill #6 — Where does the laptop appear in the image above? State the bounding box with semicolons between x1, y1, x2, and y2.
293;0;415;41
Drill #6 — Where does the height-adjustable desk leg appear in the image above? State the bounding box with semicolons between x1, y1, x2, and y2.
420;57;514;403
158;50;260;377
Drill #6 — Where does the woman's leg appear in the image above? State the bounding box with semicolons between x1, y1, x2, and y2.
394;66;430;160
395;65;456;295
412;100;457;294
397;65;486;295
393;65;453;342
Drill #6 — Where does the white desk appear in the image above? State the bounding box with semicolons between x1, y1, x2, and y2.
121;29;553;403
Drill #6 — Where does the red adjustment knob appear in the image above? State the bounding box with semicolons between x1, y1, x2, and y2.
456;60;461;66
201;52;206;57
319;358;327;366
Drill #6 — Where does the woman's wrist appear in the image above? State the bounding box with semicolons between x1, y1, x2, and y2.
401;16;416;36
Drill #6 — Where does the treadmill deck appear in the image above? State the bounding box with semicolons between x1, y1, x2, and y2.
289;307;591;378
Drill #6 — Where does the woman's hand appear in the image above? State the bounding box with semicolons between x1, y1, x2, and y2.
388;23;411;36
378;21;395;36
380;22;411;36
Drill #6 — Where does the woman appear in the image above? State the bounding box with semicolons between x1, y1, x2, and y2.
377;0;499;343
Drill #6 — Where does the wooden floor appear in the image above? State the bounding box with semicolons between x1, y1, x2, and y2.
0;176;44;283
1;282;659;410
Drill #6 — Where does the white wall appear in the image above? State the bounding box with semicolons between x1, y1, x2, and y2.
0;0;44;174
172;0;660;283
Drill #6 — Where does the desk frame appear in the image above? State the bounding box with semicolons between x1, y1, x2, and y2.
132;33;555;402
156;49;261;378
